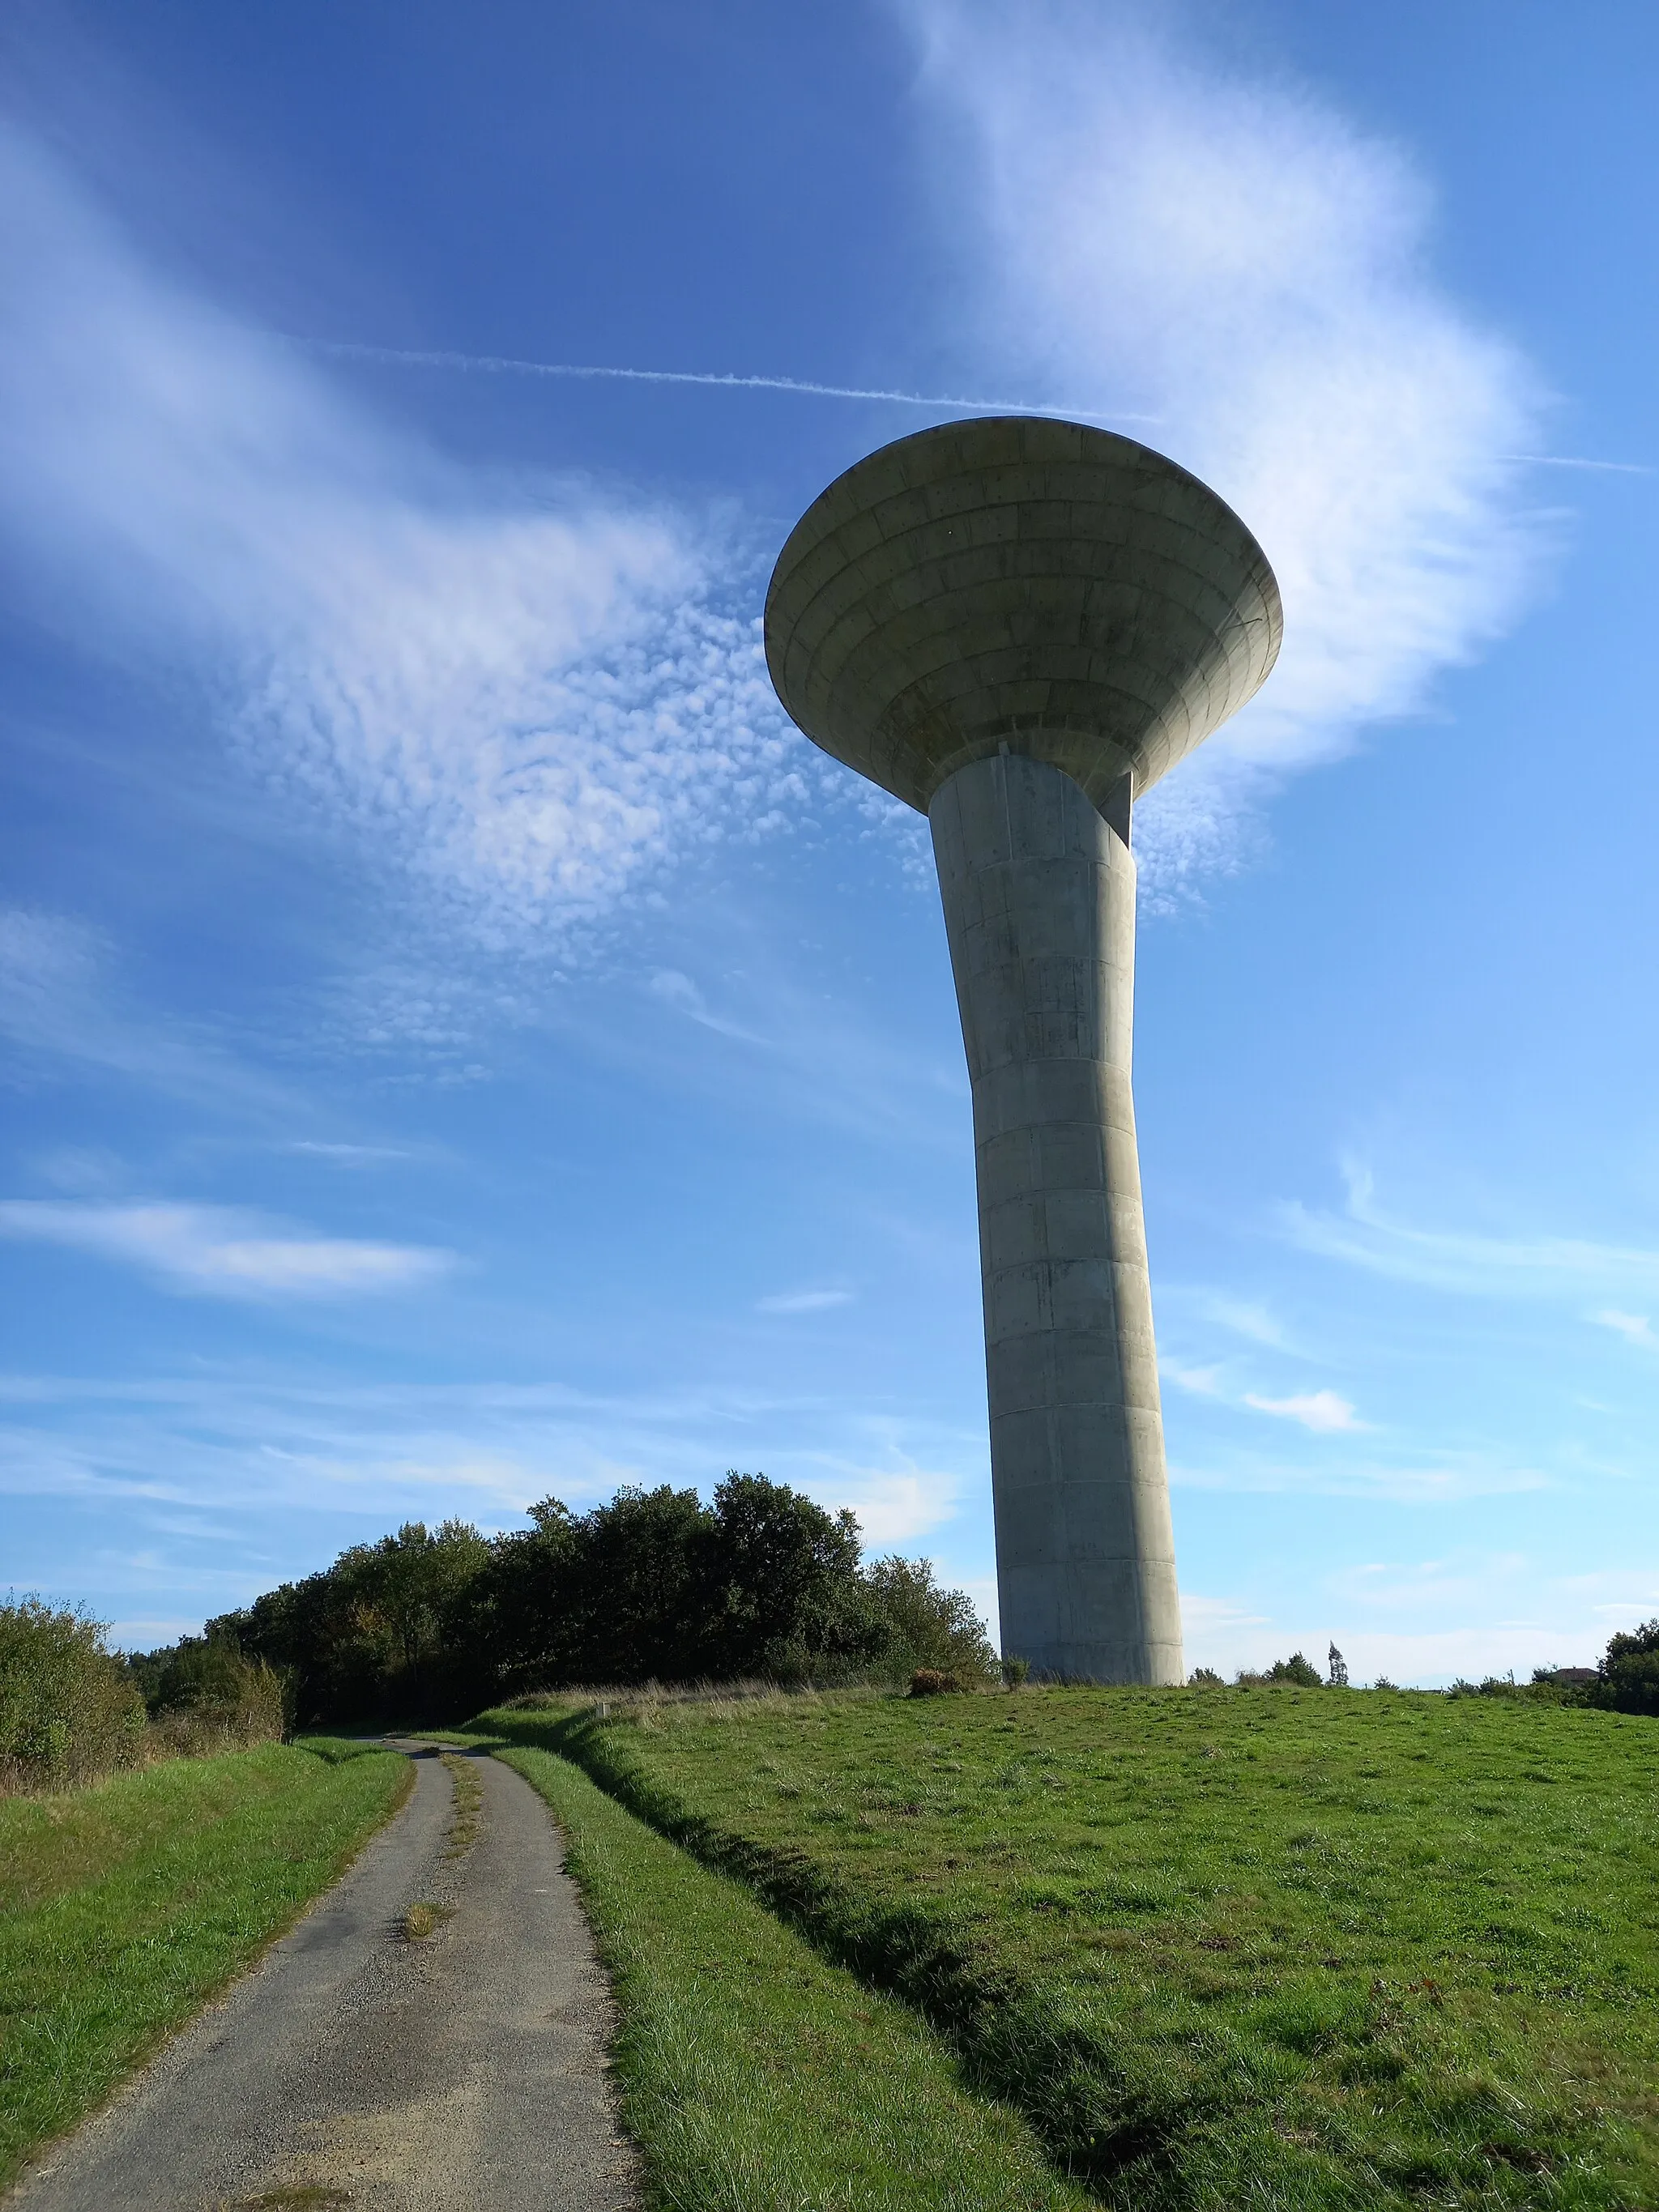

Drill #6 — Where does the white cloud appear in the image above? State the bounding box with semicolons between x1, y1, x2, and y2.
1162;1360;1224;1398
1180;1591;1272;1639
900;1;1546;894
29;1145;128;1196
0;1200;451;1299
1593;1308;1657;1349
0;1371;981;1582
0;126;817;951
756;1288;855;1315
1286;1164;1659;1305
1243;1387;1365;1434
814;1460;962;1543
1204;1296;1292;1349
648;969;761;1042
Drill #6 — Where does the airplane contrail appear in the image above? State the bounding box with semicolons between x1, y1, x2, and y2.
1503;454;1653;475
300;343;1651;471
302;339;1162;426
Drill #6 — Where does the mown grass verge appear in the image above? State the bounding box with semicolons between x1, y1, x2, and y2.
481;1690;1659;2211
0;1738;407;2189
470;1737;1095;2210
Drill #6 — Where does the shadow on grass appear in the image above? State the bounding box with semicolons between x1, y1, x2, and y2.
480;1705;1196;2199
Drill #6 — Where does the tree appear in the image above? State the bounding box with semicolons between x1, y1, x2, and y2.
700;1473;881;1679
1591;1618;1659;1717
1327;1643;1350;1688
202;1475;998;1710
864;1555;998;1685
338;1519;490;1694
210;1519;490;1725
212;1569;380;1726
577;1484;717;1681
457;1498;579;1694
465;1475;886;1687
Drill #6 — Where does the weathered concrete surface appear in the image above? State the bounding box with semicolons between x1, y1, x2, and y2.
6;1748;637;2212
764;415;1281;818
766;417;1281;1683
932;751;1182;1683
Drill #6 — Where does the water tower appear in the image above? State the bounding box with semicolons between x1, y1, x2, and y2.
766;417;1281;1682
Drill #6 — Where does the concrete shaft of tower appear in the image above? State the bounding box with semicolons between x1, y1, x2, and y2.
932;750;1180;1681
765;417;1282;1683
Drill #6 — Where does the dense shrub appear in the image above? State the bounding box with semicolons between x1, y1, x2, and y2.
1446;1670;1580;1703
0;1597;145;1788
864;1555;999;1686
129;1634;287;1750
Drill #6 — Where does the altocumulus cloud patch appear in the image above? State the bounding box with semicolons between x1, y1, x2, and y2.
0;124;825;953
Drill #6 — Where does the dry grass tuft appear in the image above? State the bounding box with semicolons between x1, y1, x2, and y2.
437;1751;483;1859
400;1899;453;1941
501;1677;870;1724
234;2187;354;2209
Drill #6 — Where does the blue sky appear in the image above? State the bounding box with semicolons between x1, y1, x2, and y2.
2;0;1657;1682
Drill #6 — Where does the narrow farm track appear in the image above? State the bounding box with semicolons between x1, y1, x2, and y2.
7;1746;638;2212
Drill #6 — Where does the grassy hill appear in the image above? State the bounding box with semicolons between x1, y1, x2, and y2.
488;1686;1659;2211
0;1739;407;2189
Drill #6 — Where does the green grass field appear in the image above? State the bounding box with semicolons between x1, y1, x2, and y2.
486;1739;1095;2211
0;1738;407;2189
486;1689;1659;2212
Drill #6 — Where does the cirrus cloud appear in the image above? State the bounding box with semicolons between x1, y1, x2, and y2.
756;1288;855;1315
899;0;1549;896
0;1200;452;1300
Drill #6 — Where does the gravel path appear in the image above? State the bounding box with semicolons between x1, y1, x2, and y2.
8;1745;638;2212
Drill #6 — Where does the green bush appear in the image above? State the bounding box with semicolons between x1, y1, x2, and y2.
0;1599;146;1789
1236;1650;1324;1687
134;1634;287;1753
1446;1669;1576;1703
864;1555;999;1686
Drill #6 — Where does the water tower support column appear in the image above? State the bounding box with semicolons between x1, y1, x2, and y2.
930;749;1183;1685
